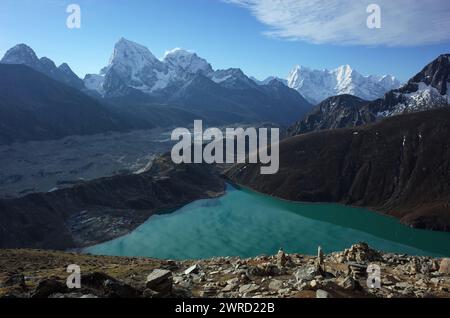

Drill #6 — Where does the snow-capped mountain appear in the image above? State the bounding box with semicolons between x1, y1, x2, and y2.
290;54;450;135
0;44;84;90
287;64;401;104
97;38;170;97
87;38;217;97
85;38;267;97
372;54;449;117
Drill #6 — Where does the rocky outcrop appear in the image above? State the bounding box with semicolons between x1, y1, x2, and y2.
0;154;225;249
226;107;450;231
288;95;371;135
0;244;448;298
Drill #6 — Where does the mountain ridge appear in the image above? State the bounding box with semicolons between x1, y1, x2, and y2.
290;54;450;136
286;64;401;104
1;44;85;90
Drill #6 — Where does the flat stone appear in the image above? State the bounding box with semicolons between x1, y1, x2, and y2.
239;284;259;294
268;279;283;291
146;269;172;288
316;289;332;298
184;265;199;275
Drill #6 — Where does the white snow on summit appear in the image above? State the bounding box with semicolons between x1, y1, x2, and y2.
287;64;401;104
163;48;213;76
86;39;218;96
380;82;449;117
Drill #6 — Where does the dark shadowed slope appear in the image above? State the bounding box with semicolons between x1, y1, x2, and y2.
166;74;313;125
226;108;450;232
288;94;370;135
0;64;128;144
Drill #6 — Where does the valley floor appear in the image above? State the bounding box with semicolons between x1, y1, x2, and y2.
0;243;449;299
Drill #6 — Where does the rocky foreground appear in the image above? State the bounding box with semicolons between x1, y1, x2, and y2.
0;243;449;299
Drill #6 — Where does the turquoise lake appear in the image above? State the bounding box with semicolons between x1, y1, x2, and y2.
86;184;450;259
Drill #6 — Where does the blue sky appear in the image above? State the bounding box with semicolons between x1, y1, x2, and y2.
1;0;449;81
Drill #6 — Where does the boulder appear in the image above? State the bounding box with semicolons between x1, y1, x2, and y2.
103;278;140;298
146;269;173;296
82;272;140;298
295;266;317;282
32;277;67;298
439;258;450;274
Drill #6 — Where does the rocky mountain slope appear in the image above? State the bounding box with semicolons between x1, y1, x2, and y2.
1;243;449;298
287;95;370;134
0;154;225;250
0;64;130;144
226;107;450;232
1;44;85;90
287;64;400;104
290;54;449;136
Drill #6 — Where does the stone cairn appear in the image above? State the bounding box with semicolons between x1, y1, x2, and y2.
277;248;287;268
316;246;325;275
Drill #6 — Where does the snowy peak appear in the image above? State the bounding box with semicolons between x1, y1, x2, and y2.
97;38;168;96
378;53;450;116
287;64;401;104
110;37;160;67
163;48;213;75
106;37;165;80
407;53;449;96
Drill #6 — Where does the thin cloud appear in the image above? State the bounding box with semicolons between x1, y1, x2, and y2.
225;0;450;46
